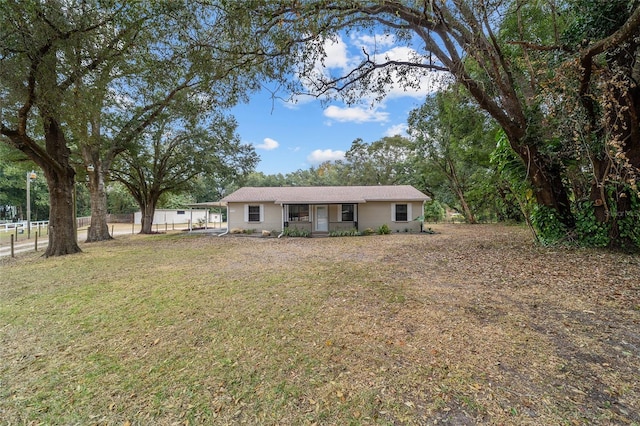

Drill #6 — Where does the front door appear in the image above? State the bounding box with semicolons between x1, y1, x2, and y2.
315;205;328;232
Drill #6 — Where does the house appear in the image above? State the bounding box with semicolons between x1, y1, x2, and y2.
220;185;430;235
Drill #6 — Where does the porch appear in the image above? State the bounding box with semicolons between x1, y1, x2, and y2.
282;203;358;236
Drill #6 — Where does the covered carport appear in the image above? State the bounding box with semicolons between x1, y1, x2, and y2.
186;201;228;233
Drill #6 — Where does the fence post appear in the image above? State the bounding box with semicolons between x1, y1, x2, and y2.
35;231;38;252
132;222;134;235
111;225;114;236
11;234;14;257
14;225;18;241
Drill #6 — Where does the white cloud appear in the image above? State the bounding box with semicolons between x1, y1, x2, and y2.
307;149;345;165
353;33;396;50
323;105;389;123
255;137;279;150
323;36;350;70
384;123;408;137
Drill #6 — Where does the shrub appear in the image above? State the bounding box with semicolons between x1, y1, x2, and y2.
282;226;310;237
363;228;376;236
377;224;391;235
329;228;361;237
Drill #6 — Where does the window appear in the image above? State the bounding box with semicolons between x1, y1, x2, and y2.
247;205;261;222
288;204;309;222
177;210;185;215
341;204;354;221
394;204;408;221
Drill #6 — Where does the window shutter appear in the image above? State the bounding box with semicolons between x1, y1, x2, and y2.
391;203;396;222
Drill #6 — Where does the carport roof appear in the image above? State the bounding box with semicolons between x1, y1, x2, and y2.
186;202;227;208
219;185;430;204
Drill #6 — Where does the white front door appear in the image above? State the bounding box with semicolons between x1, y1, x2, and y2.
315;205;328;232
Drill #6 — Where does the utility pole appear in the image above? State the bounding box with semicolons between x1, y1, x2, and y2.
26;170;36;237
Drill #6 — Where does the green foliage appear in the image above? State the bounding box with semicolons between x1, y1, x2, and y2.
362;227;376;236
490;131;534;224
562;0;635;46
377;224;391;235
282;226;310;238
533;202;611;248
407;85;501;223
611;191;640;249
530;205;568;246
107;183;138;214
423;200;445;222
573;201;609;248
329;228;361;237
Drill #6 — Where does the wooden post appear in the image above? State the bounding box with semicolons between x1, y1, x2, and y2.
132;222;134;234
11;234;14;257
14;225;18;241
165;223;167;232
35;231;38;252
111;225;114;236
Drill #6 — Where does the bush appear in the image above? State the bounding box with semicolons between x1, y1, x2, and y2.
329;228;361;237
377;224;391;235
573;200;609;247
282;226;310;237
363;228;376;236
530;205;567;245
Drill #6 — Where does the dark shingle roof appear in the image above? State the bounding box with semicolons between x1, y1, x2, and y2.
220;185;429;204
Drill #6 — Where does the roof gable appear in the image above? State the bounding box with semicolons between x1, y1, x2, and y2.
220;185;429;204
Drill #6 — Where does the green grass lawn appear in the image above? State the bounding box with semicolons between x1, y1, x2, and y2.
1;225;639;425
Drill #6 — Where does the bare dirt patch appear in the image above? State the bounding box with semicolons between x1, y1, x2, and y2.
1;224;638;424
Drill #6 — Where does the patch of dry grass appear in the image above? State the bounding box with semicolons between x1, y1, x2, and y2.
1;224;639;425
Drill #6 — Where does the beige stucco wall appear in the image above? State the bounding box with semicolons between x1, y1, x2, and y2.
227;201;424;234
226;202;283;232
357;201;423;233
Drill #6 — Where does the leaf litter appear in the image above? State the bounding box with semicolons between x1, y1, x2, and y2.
1;223;638;424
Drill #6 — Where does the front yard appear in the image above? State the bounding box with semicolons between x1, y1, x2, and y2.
1;224;638;424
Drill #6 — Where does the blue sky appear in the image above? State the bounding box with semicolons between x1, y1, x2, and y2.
231;32;444;175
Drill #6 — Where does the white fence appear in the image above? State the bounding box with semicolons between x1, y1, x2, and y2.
0;221;49;233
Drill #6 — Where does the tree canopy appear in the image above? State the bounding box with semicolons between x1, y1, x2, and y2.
111;112;257;234
220;0;640;248
0;1;266;254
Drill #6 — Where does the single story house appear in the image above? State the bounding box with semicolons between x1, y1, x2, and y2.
220;185;430;235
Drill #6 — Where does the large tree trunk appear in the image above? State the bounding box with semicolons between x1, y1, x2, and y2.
86;165;112;242
44;167;81;257
39;118;82;257
511;136;575;229
139;198;157;234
